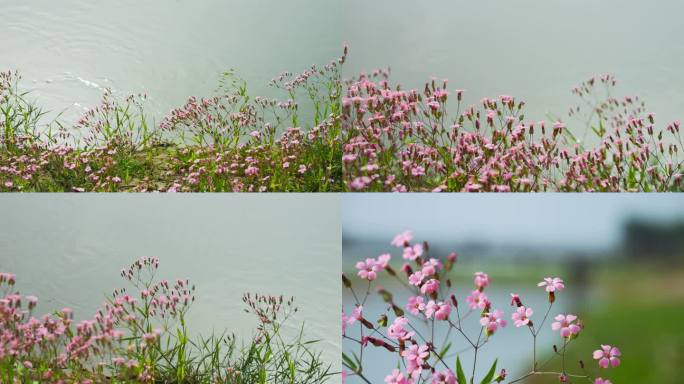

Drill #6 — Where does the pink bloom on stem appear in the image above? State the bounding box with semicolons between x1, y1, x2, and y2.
392;230;413;247
406;295;426;315
421;258;441;277
351;306;363;320
593;345;621;368
480;309;507;335
377;253;391;268
403;243;424;261
408;271;424;286
385;369;409;384
432;369;456;384
387;316;415;341
474;272;490;289
342;306;363;333
538;277;565;292
420;279;439;295
512;306;533;327
551;314;581;338
402;344;429;372
425;300;451;321
466;290;489;309
356;258;379;281
594;378;612;384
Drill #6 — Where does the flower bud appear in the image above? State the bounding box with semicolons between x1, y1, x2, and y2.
378;314;388;327
495;369;507;382
342;274;352;288
392;304;405;317
450;294;458;308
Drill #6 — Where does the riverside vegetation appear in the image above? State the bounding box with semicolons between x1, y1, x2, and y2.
0;257;332;383
2;46;682;192
0;48;346;192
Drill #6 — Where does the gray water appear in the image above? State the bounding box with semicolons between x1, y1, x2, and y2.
1;1;344;123
0;194;341;374
3;1;683;131
343;280;572;383
342;0;684;128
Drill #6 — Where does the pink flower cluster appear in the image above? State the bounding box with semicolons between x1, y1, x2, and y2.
1;49;347;192
342;70;683;192
342;231;624;384
0;258;195;383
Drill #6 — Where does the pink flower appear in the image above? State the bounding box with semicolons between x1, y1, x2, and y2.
356;258;379;281
406;296;426;315
245;166;259;176
420;279;439;295
403;243;424;261
432;369;456;384
594;378;612;384
425;301;451;321
480;309;507;335
385;369;409;384
298;164;307;174
474;272;490;289
551;314;581;338
377;253;391;268
402;344;429;372
512;306;533;327
408;271;424;286
342;306;362;333
421;258;442;277
593;345;621;368
351;306;363;321
392;230;413;247
387;316;415;341
466;290;489;309
538;277;564;292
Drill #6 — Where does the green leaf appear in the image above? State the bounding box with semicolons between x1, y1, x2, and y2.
456;356;467;384
479;359;498;384
438;342;452;360
342;352;357;371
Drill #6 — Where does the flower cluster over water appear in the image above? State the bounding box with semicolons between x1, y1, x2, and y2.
0;47;346;192
342;231;622;383
3;47;683;192
0;258;331;383
342;69;682;192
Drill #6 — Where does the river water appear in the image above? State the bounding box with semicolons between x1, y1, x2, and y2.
0;194;341;374
2;1;682;131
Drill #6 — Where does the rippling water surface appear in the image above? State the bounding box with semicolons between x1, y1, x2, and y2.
1;1;344;123
3;1;682;130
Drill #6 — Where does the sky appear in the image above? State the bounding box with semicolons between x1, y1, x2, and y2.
342;194;684;250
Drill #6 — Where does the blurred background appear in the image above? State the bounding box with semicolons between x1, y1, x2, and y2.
342;194;684;383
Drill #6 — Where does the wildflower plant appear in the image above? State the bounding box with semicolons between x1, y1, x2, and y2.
342;68;683;192
0;258;332;383
342;231;622;383
0;47;347;192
